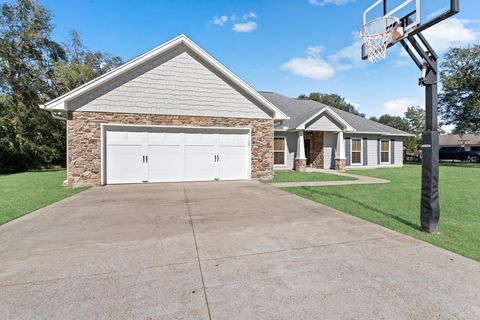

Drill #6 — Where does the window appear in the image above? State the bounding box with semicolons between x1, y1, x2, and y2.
351;138;362;165
381;140;390;163
274;137;286;165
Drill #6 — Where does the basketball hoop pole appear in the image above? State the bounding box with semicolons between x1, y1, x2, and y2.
401;33;440;234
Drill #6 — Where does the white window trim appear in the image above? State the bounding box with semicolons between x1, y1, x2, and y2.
380;139;391;164
274;136;287;166
350;138;363;166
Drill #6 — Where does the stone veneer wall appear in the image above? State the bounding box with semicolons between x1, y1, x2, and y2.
309;131;324;169
67;111;273;187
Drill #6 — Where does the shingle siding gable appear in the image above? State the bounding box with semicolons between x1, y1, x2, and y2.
69;47;271;119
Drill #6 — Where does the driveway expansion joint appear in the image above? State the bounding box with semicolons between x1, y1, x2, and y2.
182;184;212;320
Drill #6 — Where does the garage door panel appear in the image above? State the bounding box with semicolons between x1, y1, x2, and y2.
184;145;216;181
148;145;183;182
107;144;146;184
218;145;249;180
147;132;183;145
107;131;144;145
184;133;217;145
218;133;249;146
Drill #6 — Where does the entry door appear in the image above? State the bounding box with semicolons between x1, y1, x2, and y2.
304;139;311;166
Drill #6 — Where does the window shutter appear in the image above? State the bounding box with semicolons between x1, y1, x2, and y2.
345;138;351;166
363;138;368;166
377;139;381;164
391;139;395;164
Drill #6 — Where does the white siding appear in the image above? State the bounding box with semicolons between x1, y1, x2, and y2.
69;47;271;119
323;132;337;169
367;139;378;166
395;140;403;165
306;114;343;131
274;132;297;170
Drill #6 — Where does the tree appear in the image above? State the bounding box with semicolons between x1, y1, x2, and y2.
439;45;480;134
51;31;122;95
0;0;66;172
298;92;365;117
404;106;425;153
0;0;122;172
369;114;410;132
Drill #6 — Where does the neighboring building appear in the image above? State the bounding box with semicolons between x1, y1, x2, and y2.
440;134;480;151
42;35;411;187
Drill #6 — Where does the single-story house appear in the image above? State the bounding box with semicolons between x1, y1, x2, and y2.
261;92;410;171
42;35;411;187
440;134;480;151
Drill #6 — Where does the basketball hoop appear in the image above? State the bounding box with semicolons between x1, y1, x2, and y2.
361;16;404;63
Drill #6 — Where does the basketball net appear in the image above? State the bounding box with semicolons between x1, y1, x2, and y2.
361;16;403;63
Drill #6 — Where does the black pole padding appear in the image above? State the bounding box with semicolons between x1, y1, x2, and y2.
420;131;440;234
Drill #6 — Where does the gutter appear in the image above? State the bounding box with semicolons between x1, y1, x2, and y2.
345;131;415;137
40;104;68;121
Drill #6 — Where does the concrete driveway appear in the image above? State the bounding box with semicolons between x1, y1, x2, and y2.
1;181;479;320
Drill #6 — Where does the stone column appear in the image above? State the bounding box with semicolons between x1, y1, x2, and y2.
295;130;307;172
335;131;346;172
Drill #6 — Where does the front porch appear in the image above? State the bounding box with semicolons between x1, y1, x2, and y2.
293;130;346;172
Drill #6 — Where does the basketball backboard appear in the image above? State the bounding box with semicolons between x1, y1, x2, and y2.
361;0;459;60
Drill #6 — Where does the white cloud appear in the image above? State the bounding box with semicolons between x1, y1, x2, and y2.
212;12;258;33
328;36;366;70
382;98;421;116
422;18;478;53
212;16;228;26
233;21;257;33
282;46;335;80
308;0;356;6
282;34;368;81
243;12;257;19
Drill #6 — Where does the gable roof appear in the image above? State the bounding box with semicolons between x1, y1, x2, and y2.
41;35;288;120
260;92;411;136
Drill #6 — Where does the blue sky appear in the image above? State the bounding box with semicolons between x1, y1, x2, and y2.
42;0;480;118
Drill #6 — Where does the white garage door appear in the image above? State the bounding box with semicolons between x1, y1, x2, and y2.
105;127;250;184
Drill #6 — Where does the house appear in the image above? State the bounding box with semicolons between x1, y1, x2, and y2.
42;35;410;187
261;92;410;171
440;134;480;151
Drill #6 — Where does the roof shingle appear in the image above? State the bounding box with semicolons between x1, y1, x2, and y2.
260;91;410;135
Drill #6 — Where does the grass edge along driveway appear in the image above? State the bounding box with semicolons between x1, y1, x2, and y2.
264;170;356;183
0;170;85;225
284;164;480;262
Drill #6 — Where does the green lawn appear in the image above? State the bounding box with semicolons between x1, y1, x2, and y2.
265;170;356;183
0;170;85;225
284;164;480;261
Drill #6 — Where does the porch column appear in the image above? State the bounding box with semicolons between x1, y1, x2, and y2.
335;131;346;172
295;130;307;172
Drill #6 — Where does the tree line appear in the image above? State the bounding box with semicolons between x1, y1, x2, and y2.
0;0;122;173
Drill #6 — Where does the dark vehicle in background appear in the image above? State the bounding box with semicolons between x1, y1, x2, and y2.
439;147;480;163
